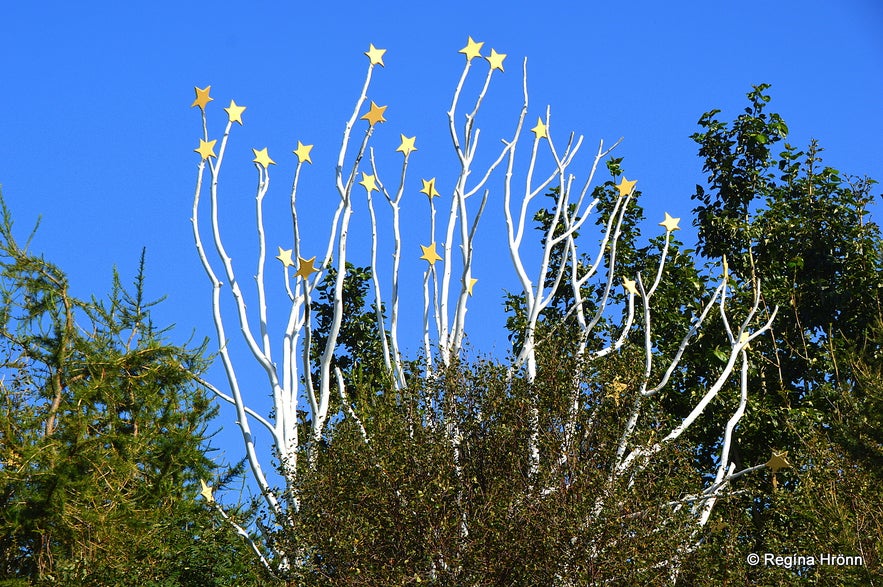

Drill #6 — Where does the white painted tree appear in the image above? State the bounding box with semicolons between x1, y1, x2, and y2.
190;38;778;580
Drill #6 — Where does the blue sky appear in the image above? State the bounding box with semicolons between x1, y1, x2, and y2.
1;1;881;489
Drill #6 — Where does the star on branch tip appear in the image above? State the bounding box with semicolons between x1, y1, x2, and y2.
195;139;217;160
361;101;387;126
531;118;548;139
486;49;506;71
459;36;484;61
200;479;214;503
466;277;478;296
293;141;313;164
191;86;212;109
224;100;246;125
359;172;378;193
623;277;638;296
252;147;276;169
420;243;442;265
766;451;791;473
296;256;319;279
276;247;295;268
420;178;440;198
397;135;417;157
616;177;637;198
659;212;681;232
365;44;386;66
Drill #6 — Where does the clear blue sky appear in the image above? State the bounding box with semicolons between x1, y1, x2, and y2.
1;1;881;488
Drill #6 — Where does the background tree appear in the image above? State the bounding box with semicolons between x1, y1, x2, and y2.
0;194;272;586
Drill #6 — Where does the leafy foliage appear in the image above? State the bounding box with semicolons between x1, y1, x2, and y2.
0;194;270;585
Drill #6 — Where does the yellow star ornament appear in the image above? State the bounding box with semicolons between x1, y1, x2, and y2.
623;277;638;296
276;247;295;268
531;118;548;139
195;139;217;160
466;277;478;296
659;212;681;232
253;148;276;169
361;101;387;126
616;177;637;197
420;243;443;266
192;86;212;109
293;141;313;164
459;36;484;61
296;256;319;279
486;49;506;71
397;135;417;157
359;173;379;193
224;100;246;125
766;451;791;473
365;44;386;66
420;178;440;198
200;479;214;503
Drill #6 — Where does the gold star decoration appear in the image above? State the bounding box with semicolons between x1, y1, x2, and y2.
738;331;751;349
252;147;276;169
466;277;478;296
192;86;213;109
420;178;440;198
296;256;319;279
623;277;638;296
200;479;214;503
766;450;791;491
766;451;791;473
361;101;388;126
616;177;637;197
459;36;484;61
486;49;506;71
659;212;681;232
365;44;386;66
293;141;313;164
531;117;548;139
609;380;628;406
276;247;295;268
397;134;417;157
359;172;379;193
195;139;217;160
224;100;246;125
420;243;443;266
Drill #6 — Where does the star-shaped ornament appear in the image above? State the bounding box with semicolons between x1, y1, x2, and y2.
276;247;295;268
766;451;791;473
738;331;751;349
420;243;443;266
459;36;484;61
659;212;681;232
296;256;319;279
361;101;387;126
623;277;638;296
486;49;506;71
253;147;276;169
224;100;246;125
293;141;313;164
192;86;213;109
365;44;386;66
195;139;217;160
420;178;440;199
200;479;214;503
397;135;417;157
616;177;637;198
359;172;379;193
466;277;478;296
531;118;548;139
